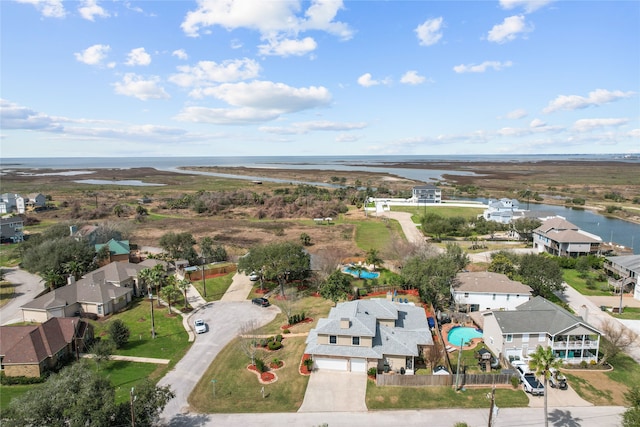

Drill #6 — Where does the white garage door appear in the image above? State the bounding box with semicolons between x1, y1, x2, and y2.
350;358;367;373
314;357;348;371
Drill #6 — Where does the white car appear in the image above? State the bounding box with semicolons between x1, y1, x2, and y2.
249;271;259;281
194;319;207;334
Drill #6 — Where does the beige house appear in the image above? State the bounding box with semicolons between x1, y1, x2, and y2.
451;271;533;312
0;318;92;377
305;298;433;374
482;296;601;365
533;216;602;257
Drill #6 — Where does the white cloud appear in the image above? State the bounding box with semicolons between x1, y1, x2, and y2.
169;58;261;89
258;37;318;57
487;15;532;44
628;129;640;138
453;60;513;73
543;89;636;113
503;108;527;119
74;44;111;66
415;17;444;46
499;0;554;13
335;133;361;143
175;80;331;125
260;120;367;135
0;99;62;131
530;118;546;128
78;0;110;21
16;0;66;18
573;118;629;132
125;48;152;66
172;49;189;60
400;70;426;85
357;73;391;87
113;74;170;100
181;0;353;56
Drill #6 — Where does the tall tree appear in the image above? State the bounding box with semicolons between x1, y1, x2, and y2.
238;241;310;297
511;217;542;242
320;270;353;305
159;231;197;265
161;284;181;313
443;242;469;271
488;251;517;278
177;278;191;309
528;345;562;427
63;260;85;281
598;319;639;365
518;254;564;298
41;268;64;291
402;253;458;311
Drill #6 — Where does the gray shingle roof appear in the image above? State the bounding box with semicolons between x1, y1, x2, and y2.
491;296;601;336
606;255;640;273
453;272;533;294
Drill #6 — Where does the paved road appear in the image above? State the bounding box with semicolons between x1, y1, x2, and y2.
165;405;624;427
0;267;44;325
158;300;279;424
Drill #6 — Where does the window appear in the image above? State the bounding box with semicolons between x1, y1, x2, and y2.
464;292;469;298
352;336;360;346
492;294;496;300
506;294;510;301
506;334;513;342
522;333;529;343
329;335;337;344
538;334;546;342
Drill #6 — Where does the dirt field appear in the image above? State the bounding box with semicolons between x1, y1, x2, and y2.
564;369;629;406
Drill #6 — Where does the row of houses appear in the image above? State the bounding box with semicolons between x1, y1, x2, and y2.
303;270;605;374
0;192;47;214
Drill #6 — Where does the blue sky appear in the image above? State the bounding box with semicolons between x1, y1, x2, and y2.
1;0;638;158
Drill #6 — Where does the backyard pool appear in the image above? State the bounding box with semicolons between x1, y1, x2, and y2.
448;326;483;347
343;267;380;279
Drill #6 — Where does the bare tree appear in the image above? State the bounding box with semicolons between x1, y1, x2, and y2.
314;247;347;282
237;320;262;366
599;318;638;365
275;287;299;324
423;343;444;371
383;233;438;271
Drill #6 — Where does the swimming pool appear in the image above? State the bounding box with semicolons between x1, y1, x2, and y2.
447;326;483;347
343;267;380;279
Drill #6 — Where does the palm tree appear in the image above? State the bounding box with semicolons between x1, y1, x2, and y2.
63;260;84;281
529;345;562;427
365;248;383;271
150;264;166;307
177;278;190;309
161;284;180;314
41;268;64;292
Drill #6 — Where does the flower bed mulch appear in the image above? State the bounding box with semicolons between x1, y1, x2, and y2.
299;354;312;376
281;317;313;330
247;364;278;384
269;360;285;370
254;288;269;294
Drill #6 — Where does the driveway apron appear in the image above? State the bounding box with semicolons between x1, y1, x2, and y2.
298;371;368;412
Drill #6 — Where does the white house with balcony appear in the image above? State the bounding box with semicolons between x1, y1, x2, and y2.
482;198;526;224
533;216;602;257
604;255;640;301
451;271;533;312
482;296;601;365
411;185;441;204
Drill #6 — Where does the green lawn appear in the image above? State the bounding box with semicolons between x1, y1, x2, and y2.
366;381;528;409
392;205;484;222
0;280;14;308
0;243;22;267
90;298;190;363
562;269;611;296
252;293;334;336
101;360;164;403
190;271;235;302
0;384;35;410
611;306;640;320
189;336;310;413
354;217;403;251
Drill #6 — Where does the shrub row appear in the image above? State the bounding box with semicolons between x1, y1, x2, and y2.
287;312;306;326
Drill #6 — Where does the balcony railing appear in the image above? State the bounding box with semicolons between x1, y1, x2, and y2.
552;340;598;349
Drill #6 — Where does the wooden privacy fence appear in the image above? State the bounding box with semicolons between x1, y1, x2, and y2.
376;373;513;387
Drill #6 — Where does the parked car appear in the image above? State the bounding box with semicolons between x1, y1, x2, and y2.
514;362;544;396
194;319;207;334
550;368;568;390
252;297;270;307
249;271;259;281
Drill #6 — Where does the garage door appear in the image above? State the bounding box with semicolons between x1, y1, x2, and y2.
350;358;367;373
314;357;348;371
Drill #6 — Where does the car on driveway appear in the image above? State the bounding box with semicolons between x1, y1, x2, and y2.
249;271;259;281
194;319;207;334
252;297;270;307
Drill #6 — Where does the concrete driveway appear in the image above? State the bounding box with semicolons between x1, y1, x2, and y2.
298;370;368;412
0;267;44;325
158;301;279;423
526;382;592;408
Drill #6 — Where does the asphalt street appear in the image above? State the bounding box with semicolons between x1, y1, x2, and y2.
0;267;44;325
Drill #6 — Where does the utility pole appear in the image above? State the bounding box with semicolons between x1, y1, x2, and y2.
201;256;207;298
149;290;156;339
487;386;496;427
130;387;136;427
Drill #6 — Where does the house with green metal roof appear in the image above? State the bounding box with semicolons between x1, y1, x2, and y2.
482;296;601;365
95;239;131;263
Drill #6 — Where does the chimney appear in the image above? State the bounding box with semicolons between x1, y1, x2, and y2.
340;318;350;329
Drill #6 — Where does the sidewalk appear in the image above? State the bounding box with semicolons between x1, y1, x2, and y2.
81;353;170;364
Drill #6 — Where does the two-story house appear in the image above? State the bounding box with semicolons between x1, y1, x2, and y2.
411;185;442;204
482;198;525;224
533;216;602;257
304;298;433;374
482;296;601;365
451;271;533;312
604;254;640;301
0;216;24;243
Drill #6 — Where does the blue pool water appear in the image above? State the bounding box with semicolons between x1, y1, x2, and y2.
448;326;483;346
343;267;380;279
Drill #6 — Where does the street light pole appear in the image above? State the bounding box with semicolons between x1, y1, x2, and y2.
130;387;136;427
149;289;156;339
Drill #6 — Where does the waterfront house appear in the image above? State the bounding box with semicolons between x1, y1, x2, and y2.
0;216;24;243
604;255;640;301
533;216;602;257
482;198;525;224
411;185;441;204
